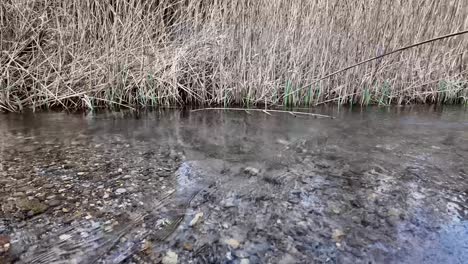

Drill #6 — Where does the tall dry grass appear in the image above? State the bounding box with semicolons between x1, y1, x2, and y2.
1;0;467;111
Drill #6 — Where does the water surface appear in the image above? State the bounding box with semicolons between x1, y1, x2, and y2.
0;106;467;263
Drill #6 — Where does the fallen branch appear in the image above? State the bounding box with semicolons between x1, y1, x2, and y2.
191;107;334;119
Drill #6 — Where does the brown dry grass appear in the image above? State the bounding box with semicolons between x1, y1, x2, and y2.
1;0;467;112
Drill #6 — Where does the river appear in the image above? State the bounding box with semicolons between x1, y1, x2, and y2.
0;106;467;263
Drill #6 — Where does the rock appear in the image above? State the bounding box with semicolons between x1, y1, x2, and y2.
46;199;61;207
278;254;297;264
158;172;171;178
225;251;235;260
244;167;260;176
46;195;57;200
59;234;72;241
388;208;401;217
224;239;240;249
189;212;203;227
43;183;54;189
141;240;153;253
288;198;300;205
234;250;249;258
162;251;178;264
0;235;10;253
103;193;110;199
13;192;25;197
221;198;236;208
276;139;290;145
183;243;193;251
240;259;250;264
17;199;48;216
62;208;70;213
331;207;341;214
332;229;345;242
115;188;127;194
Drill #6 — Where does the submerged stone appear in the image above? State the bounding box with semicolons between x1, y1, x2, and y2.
115;188;127;194
162;251;178;264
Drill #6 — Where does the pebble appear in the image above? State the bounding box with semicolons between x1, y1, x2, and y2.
59;234;72;241
19;199;49;215
276;139;290;145
162;251;178;264
42;183;54;189
388;208;401;217
244;167;260;176
222;198;236;208
332;229;345;242
224;238;240;249
189;212;204;227
278;254;297;264
141;240;152;252
183;242;193;251
0;235;10;253
46;199;61;207
234;250;249;258
240;259;250;264
226;251;234;260
115;188;127;194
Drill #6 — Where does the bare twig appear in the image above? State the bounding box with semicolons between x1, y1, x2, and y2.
191;108;334;119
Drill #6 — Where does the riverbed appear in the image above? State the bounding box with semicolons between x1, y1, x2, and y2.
0;106;467;263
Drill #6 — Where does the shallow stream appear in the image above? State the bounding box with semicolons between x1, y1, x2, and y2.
0;106;467;263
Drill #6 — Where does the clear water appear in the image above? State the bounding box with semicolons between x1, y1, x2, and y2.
0;106;467;263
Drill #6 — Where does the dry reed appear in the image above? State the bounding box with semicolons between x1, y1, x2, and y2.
1;0;467;112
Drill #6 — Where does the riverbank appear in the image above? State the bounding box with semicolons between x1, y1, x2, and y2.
1;0;467;112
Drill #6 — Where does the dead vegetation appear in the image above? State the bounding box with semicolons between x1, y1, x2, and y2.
1;0;467;112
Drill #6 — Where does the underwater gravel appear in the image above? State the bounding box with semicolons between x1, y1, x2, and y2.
0;131;186;263
1;109;468;263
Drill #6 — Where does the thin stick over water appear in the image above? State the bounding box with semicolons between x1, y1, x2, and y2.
191;108;334;119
